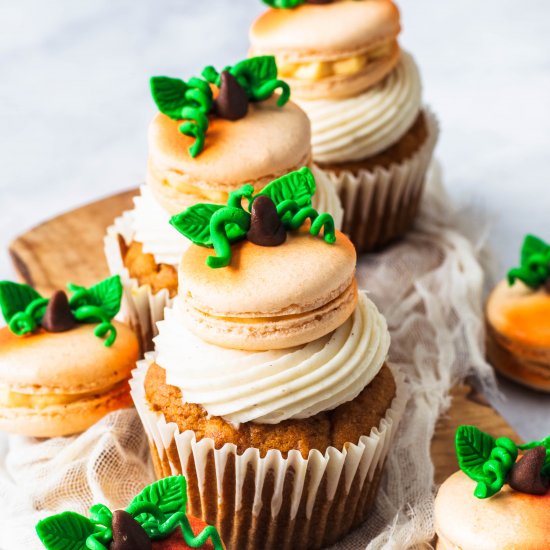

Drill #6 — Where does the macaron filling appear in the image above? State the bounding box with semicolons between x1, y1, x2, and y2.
147;152;312;209
276;39;398;81
179;279;357;351
0;380;129;409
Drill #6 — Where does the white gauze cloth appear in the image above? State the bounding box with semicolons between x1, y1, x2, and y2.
0;163;496;550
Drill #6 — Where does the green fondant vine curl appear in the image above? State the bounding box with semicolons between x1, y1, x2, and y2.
36;476;224;550
455;425;550;499
151;56;290;158
0;276;123;347
170;167;336;268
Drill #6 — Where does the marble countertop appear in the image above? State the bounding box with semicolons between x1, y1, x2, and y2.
0;0;548;439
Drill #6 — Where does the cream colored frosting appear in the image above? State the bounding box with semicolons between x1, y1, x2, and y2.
295;51;422;164
131;167;343;267
131;185;191;266
155;292;389;425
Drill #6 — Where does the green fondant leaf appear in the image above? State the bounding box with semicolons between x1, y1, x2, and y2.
130;477;187;525
256;166;316;208
0;281;42;324
262;0;306;8
150;76;189;119
455;425;496;482
170;203;224;247
230;56;278;94
521;235;550;266
508;234;550;289
36;511;95;550
68;276;123;320
170;204;248;246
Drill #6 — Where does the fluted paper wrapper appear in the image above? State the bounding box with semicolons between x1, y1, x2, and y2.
130;355;408;550
104;211;173;353
325;108;439;253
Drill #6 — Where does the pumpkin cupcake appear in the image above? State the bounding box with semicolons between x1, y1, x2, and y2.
130;168;407;549
0;276;138;437
486;234;550;392
249;0;438;252
435;425;550;549
36;476;225;549
105;56;343;352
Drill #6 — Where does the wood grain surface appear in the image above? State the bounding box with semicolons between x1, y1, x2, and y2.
8;190;519;486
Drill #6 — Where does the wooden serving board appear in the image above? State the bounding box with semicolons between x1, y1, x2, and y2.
8;190;519;484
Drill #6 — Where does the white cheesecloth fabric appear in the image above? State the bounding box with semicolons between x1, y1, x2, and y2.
0;163;497;550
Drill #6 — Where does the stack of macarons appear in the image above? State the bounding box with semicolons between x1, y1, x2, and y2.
486;234;550;392
105;55;343;352
0;276;138;438
250;0;439;252
130;168;407;549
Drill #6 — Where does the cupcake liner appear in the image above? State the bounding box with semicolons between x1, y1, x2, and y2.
104;211;173;353
130;355;408;550
325;107;439;253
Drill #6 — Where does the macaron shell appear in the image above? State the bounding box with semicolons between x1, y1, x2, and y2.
147;97;311;196
0;322;139;393
486;321;550;392
250;1;400;60
485;280;550;391
0;381;132;438
486;280;550;349
180;279;357;351
435;470;550;549
179;227;356;318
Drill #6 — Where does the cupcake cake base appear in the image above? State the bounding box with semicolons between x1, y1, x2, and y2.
131;356;407;550
321;108;439;253
104;211;174;353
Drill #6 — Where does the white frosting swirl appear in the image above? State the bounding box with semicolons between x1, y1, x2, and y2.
130;166;342;266
155;292;390;425
295;52;422;164
131;185;191;266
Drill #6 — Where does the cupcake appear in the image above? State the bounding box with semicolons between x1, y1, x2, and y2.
36;475;225;549
486;234;550;392
0;276;138;437
434;425;550;549
249;0;438;252
105;55;343;352
131;168;407;549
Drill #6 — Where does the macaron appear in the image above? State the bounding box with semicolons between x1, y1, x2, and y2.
435;425;550;549
485;235;550;392
0;276;139;437
147;97;312;216
0;322;138;437
178;225;357;351
486;280;550;392
249;0;401;99
435;469;550;549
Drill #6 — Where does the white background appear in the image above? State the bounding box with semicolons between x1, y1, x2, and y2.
0;0;549;438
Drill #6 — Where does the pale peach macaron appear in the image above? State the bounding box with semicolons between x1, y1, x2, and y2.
486;280;550;392
178;226;357;351
434;470;550;549
147;97;316;215
0;322;139;437
249;0;401;100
